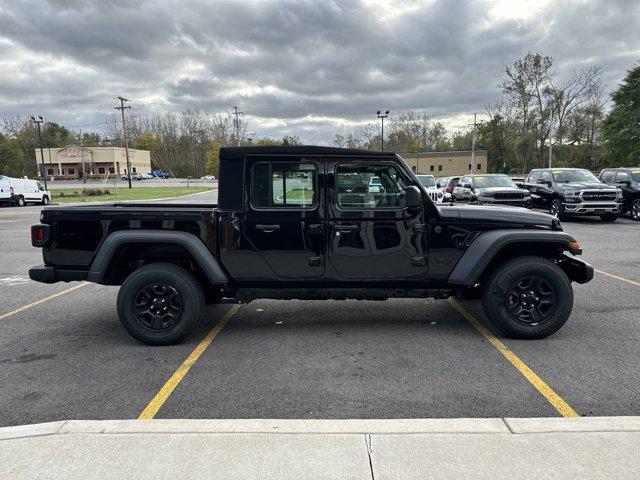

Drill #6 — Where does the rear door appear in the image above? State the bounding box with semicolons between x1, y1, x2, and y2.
326;160;429;282
241;158;325;280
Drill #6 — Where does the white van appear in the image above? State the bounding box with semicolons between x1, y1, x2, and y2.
0;176;51;207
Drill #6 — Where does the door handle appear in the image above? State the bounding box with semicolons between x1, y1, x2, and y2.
335;224;358;232
255;224;280;232
307;224;323;234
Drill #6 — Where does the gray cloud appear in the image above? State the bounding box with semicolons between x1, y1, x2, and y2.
0;0;639;143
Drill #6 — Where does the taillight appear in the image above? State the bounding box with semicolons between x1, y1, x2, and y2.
446;186;454;193
31;224;50;247
364;186;369;194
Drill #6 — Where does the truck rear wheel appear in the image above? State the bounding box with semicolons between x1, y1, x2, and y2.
632;200;640;221
481;256;573;339
15;195;25;207
117;263;204;345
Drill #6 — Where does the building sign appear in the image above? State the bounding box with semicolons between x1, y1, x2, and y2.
59;150;85;157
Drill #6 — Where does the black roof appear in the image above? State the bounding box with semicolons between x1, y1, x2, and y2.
219;145;396;160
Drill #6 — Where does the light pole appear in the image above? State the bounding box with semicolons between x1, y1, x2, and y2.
30;115;47;190
377;109;389;151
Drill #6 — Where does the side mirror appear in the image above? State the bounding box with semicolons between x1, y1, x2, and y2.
463;183;473;189
536;178;550;185
405;185;422;208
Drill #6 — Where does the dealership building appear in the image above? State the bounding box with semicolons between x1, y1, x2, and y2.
34;145;152;180
399;150;488;176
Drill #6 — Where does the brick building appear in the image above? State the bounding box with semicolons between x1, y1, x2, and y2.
399;150;488;176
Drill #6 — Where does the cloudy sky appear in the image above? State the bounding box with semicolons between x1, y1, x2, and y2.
0;0;638;143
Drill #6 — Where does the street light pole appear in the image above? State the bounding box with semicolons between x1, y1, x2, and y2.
548;109;553;169
377;109;389;151
79;128;86;183
115;96;132;189
30;115;47;190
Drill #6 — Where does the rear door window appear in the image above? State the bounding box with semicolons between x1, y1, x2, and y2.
251;162;317;209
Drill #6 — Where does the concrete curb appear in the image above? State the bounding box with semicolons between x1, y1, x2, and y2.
2;417;640;441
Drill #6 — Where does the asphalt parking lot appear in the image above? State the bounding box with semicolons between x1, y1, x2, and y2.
0;195;639;427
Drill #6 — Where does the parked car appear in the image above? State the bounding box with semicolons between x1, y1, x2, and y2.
368;176;383;193
416;174;444;204
437;176;460;202
29;145;593;345
151;171;173;179
598;167;640;221
524;168;622;221
0;175;50;206
200;175;216;182
453;174;532;208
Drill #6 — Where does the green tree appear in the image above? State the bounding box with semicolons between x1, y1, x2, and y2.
205;141;221;176
0;135;25;177
601;64;640;165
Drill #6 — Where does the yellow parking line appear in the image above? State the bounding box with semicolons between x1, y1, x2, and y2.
595;269;640;287
0;282;88;320
138;304;240;419
448;298;579;418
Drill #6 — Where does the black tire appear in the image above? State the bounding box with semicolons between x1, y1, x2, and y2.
599;213;618;222
481;256;573;339
117;263;204;345
630;199;640;221
548;199;564;219
15;196;26;207
41;195;50;205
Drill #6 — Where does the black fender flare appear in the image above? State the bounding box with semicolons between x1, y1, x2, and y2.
87;230;228;285
447;229;579;286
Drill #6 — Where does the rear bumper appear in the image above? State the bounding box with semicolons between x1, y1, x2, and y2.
29;265;88;284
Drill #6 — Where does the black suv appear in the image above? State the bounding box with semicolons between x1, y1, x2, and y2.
453;174;532;208
525;168;622;221
598;167;640;221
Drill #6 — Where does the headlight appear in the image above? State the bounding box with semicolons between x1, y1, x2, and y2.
437;192;443;198
616;189;623;200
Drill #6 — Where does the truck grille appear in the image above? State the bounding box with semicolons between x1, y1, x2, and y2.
581;191;617;202
494;192;525;199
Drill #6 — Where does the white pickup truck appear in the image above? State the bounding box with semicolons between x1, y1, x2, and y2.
0;176;51;207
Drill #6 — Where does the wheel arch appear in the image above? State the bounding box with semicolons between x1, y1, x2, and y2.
448;229;580;287
87;230;228;287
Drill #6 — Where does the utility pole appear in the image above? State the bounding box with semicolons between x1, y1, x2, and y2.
470;113;477;174
30;115;47;190
377;109;389;151
79;128;86;184
115;96;132;189
233;106;243;146
548;109;553;169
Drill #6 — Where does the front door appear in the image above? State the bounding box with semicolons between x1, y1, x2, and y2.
326;160;429;282
242;159;325;280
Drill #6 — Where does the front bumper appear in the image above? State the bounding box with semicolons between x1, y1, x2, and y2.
558;256;594;284
562;202;620;215
29;265;88;284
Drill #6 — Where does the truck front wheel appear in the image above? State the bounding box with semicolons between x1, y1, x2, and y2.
117;263;204;345
481;256;573;339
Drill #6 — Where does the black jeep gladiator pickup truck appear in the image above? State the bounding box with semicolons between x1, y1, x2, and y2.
29;146;593;345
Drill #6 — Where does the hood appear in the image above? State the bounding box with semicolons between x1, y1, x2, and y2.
437;204;560;230
558;182;616;191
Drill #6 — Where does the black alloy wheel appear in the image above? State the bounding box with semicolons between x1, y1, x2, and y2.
631;200;640;221
505;276;557;326
133;283;184;332
117;262;204;345
549;199;563;218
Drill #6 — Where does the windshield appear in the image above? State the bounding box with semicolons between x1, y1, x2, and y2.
416;175;436;187
552;169;600;183
473;176;516;188
631;170;640;182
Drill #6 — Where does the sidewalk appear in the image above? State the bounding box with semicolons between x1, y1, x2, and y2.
1;417;639;479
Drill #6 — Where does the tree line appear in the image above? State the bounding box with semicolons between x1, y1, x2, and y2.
1;51;639;178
